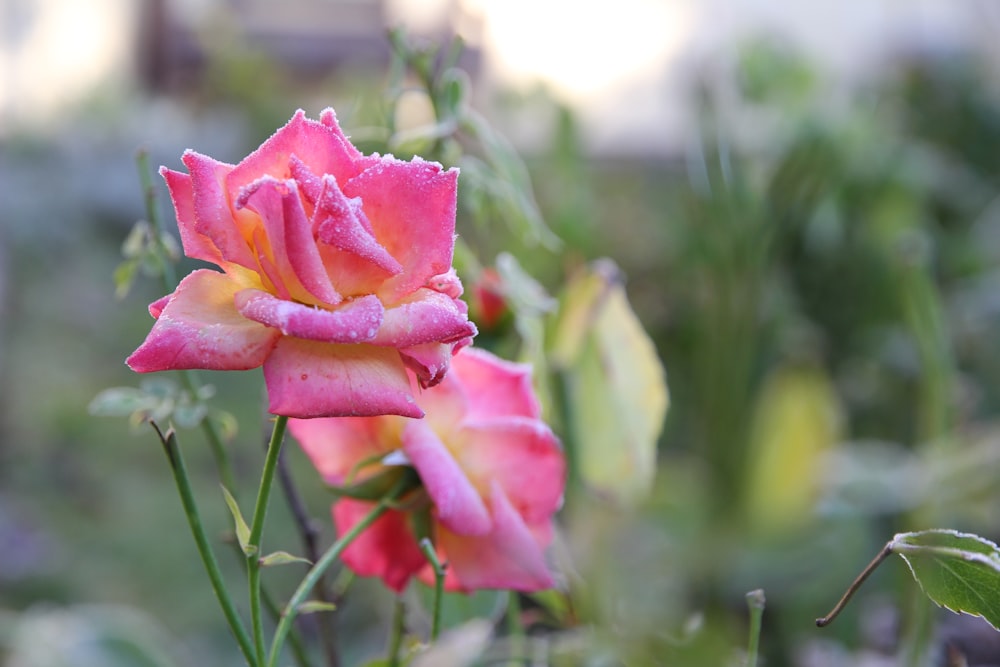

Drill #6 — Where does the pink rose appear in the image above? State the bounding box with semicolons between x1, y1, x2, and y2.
289;348;565;593
127;109;476;418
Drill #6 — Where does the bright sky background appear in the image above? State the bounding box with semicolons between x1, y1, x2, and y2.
3;0;996;151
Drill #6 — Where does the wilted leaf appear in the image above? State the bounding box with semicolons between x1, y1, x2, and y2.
220;486;254;557
891;529;1000;630
550;260;669;505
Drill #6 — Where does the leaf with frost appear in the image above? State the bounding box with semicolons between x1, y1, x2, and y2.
891;529;1000;630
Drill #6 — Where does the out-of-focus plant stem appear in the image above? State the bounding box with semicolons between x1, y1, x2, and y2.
506;592;524;666
248;415;288;664
268;472;417;667
152;422;257;667
745;589;765;667
387;598;406;667
419;538;445;641
275;441;339;667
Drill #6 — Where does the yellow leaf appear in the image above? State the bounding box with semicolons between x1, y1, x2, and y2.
551;261;669;505
744;364;842;534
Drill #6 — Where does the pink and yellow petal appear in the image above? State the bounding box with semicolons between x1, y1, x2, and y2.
236;177;341;306
127;269;280;372
453;417;564;523
401;420;491;536
437;483;554;592
289;417;398;484
451;348;541;420
314;174;402;275
235;290;382;343
181;151;259;270
159;167;223;265
227;110;363;193
399;342;460;390
344;158;458;302
263;338;421;418
372;290;477;349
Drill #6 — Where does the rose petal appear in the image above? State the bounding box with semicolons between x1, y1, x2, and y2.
399;342;457;389
235;290;382;343
437;482;554;592
453;417;564;523
127;269;280;372
148;293;171;319
334;500;426;593
427;269;464;299
451;348;541;420
182;151;259;269
344;158;459;301
237;176;341;306
373;290;477;349
160;167;223;264
401;420;491;536
314;174;403;275
289;417;396;484
263;338;422;418
228;109;363;193
287;154;324;205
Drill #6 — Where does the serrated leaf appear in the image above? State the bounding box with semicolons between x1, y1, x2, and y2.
258;551;311;567
220;486;255;557
891;529;1000;630
296;601;337;615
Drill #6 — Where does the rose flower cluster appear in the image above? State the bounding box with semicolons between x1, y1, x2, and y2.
129;109;564;593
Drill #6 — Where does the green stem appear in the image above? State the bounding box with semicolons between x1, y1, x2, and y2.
387;598;406;667
152;423;257;666
745;589;765;667
267;473;415;667
418;538;445;641
506;592;523;666
235;545;314;667
248;415;289;664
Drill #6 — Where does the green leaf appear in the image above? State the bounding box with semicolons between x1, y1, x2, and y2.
891;529;1000;629
295;601;337;615
258;551;312;567
220;486;255;557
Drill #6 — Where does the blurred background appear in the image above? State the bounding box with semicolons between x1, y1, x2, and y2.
6;1;1000;665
